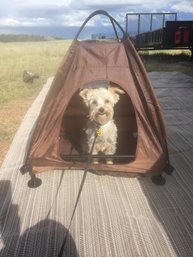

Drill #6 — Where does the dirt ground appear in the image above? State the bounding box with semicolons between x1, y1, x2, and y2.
0;97;35;166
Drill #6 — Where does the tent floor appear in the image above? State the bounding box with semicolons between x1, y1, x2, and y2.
1;72;193;257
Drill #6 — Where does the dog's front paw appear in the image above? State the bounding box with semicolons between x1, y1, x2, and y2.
106;158;113;165
92;158;99;164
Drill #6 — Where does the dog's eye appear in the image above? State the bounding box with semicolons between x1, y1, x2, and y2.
92;100;97;105
105;99;110;104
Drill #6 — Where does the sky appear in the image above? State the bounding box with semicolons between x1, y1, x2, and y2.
0;0;193;38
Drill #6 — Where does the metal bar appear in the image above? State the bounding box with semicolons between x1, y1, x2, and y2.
126;13;128;34
61;154;136;159
126;12;177;16
163;13;165;28
126;12;178;34
138;14;140;35
150;13;153;31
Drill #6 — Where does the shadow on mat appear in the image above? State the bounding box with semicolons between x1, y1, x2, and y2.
0;180;79;257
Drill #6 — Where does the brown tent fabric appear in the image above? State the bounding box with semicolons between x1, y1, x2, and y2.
23;10;171;176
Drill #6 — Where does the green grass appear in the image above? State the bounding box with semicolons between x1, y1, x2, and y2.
0;40;72;163
0;42;192;105
0;40;72;105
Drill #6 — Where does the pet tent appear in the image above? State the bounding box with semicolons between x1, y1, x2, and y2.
21;10;173;179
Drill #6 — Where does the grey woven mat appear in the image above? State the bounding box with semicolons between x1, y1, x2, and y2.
1;72;193;257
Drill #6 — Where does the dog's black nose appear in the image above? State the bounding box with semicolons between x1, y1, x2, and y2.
99;107;104;113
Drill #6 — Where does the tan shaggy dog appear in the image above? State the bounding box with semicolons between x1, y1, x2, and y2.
79;85;125;164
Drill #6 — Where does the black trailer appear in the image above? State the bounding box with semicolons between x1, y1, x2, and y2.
126;13;193;56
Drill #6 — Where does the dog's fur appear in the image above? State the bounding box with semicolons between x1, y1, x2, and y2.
79;85;125;164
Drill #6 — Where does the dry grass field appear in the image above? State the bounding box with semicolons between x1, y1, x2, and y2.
0;40;192;165
0;40;72;165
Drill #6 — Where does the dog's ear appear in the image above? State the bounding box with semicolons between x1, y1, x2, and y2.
79;88;93;105
108;86;125;103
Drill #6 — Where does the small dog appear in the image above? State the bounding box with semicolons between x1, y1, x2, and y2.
79;84;125;164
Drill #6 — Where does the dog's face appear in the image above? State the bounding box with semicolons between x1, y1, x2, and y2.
80;86;125;125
